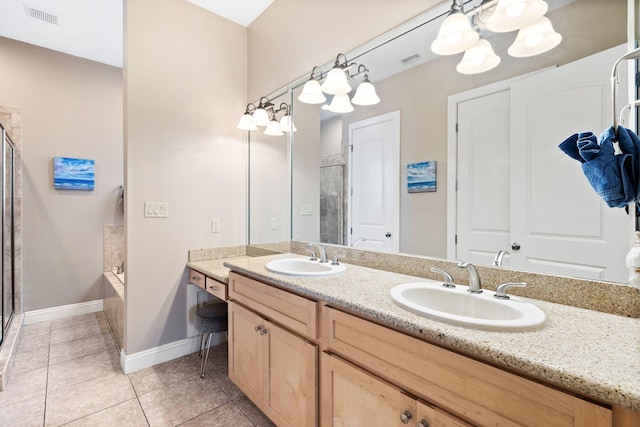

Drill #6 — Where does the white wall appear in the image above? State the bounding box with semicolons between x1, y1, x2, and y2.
125;0;247;354
0;37;123;311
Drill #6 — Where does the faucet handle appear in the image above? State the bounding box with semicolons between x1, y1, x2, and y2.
305;248;318;261
430;267;455;288
494;282;527;300
331;255;345;265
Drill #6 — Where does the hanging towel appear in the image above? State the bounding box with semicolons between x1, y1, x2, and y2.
558;126;639;208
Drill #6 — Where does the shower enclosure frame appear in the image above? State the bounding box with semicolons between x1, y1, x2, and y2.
0;123;15;348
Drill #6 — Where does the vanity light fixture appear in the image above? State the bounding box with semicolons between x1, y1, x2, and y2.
328;93;355;113
251;97;273;127
486;0;548;33
236;99;296;136
298;66;326;104
298;55;381;113
236;103;258;131
507;16;562;57
351;65;381;106
456;38;501;74
431;0;560;75
321;54;353;95
431;0;479;55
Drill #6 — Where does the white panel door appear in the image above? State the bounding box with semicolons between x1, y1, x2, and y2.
510;45;629;281
457;90;512;266
349;111;400;253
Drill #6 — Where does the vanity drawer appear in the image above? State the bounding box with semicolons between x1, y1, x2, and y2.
205;277;227;301
322;307;611;427
228;272;317;340
189;269;206;289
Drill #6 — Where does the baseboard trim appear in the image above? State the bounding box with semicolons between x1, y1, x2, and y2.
120;332;228;374
120;336;200;374
23;300;104;325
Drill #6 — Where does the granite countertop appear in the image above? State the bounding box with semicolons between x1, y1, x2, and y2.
223;253;640;412
187;255;253;284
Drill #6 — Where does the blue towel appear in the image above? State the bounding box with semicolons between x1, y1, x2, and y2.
559;126;639;208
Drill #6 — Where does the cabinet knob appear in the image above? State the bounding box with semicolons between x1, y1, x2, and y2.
209;286;220;291
400;411;412;424
511;242;521;251
260;327;268;336
191;276;200;281
418;421;430;427
255;325;262;333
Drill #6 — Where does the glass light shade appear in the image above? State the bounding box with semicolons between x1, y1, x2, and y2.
456;39;501;75
279;115;297;133
486;0;548;33
236;113;257;131
264;118;284;136
327;94;354;113
508;17;562;57
252;108;270;126
352;80;380;106
431;11;479;55
298;79;326;104
321;67;352;95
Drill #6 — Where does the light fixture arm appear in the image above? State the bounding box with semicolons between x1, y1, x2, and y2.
243;103;256;114
310;66;323;81
349;64;370;80
275;102;290;115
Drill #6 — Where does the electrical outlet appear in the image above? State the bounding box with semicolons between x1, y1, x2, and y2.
211;219;220;233
271;217;278;230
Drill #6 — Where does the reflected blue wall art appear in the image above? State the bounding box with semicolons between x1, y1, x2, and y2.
54;157;95;191
407;161;436;193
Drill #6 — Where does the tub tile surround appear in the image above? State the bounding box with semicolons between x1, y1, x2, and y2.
217;246;639;413
102;225;124;349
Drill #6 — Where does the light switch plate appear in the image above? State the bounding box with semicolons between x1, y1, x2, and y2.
144;202;169;218
301;204;313;216
271;217;278;230
211;219;220;233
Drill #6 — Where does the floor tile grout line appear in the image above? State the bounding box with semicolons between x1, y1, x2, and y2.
127;376;152;427
54;397;143;427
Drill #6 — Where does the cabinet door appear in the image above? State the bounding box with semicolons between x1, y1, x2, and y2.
321;352;416;427
416;401;473;427
228;302;266;404
265;322;317;427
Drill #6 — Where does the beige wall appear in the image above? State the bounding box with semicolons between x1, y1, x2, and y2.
0;37;123;311
125;0;247;354
247;0;441;100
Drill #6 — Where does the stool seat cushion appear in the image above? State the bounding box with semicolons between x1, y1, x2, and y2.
195;303;228;334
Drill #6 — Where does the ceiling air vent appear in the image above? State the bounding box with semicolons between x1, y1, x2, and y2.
24;4;60;25
400;54;421;65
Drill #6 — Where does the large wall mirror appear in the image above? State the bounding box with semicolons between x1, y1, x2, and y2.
249;0;634;284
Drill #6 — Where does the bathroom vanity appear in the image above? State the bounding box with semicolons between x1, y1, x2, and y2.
221;253;640;427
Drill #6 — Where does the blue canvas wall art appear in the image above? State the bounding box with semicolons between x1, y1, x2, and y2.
407;161;436;193
54;157;95;191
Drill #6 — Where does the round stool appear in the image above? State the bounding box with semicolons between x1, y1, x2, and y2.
194;302;228;378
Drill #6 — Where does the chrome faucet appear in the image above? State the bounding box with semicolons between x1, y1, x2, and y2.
116;261;125;274
457;261;482;293
307;244;327;263
492;250;509;267
352;238;367;248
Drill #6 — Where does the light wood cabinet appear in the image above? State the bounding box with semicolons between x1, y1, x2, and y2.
205;277;226;301
228;273;318;427
321;352;472;427
322;306;612;427
188;268;205;289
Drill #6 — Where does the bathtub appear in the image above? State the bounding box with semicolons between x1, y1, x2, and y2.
103;271;124;349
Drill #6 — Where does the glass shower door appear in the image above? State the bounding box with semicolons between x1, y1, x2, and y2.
1;126;15;347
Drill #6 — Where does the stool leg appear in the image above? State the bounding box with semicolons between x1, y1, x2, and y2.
201;333;213;378
198;332;204;358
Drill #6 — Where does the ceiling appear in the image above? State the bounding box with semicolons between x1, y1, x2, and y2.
0;0;273;69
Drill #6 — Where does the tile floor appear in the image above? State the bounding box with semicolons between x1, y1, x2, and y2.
0;312;276;427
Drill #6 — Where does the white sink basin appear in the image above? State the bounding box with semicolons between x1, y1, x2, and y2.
389;282;546;331
265;258;346;277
